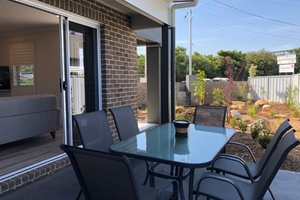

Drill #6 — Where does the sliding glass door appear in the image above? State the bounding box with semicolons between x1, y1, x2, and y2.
60;18;100;145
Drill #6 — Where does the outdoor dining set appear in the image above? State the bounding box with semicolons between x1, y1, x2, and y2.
61;105;299;200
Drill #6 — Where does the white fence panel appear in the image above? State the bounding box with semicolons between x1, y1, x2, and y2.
248;74;300;103
70;75;85;114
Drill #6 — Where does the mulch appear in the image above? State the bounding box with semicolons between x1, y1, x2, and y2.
138;102;300;172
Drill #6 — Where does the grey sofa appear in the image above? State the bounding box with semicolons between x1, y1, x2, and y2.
0;94;61;145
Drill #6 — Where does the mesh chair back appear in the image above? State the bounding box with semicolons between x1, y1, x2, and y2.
72;110;114;152
109;105;140;140
256;119;292;177
193;105;227;127
255;129;299;199
60;144;140;200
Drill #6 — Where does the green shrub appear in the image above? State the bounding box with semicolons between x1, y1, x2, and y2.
230;117;238;128
175;113;182;120
247;105;259;118
184;113;193;122
292;108;300;118
257;129;273;149
238;120;248;134
250;124;263;140
212;88;226;105
270;109;277;117
247;107;256;117
285;86;298;108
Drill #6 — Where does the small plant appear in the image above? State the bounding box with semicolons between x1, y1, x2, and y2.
247;105;259;118
212;88;226;105
235;82;247;101
247;107;256;118
175;113;182;120
250;123;263;140
238;120;248;134
247;84;254;103
257;129;273;149
184;112;193;122
292;108;300;118
277;118;283;125
270;109;277;117
260;86;267;100
285;86;299;108
230;117;238;128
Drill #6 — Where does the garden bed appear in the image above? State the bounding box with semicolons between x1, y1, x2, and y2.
138;102;300;172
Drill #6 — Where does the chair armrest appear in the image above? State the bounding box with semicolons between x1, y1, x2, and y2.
211;154;255;182
195;173;245;200
156;179;178;200
226;141;257;162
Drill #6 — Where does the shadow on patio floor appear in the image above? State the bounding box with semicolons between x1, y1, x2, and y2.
1;161;300;200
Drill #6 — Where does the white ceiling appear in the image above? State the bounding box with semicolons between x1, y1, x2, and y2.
0;0;59;36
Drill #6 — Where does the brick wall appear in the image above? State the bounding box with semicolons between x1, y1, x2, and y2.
137;82;147;107
38;0;138;140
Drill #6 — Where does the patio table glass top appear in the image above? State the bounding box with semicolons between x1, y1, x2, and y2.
110;122;236;168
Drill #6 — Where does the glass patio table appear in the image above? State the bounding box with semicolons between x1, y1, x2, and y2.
110;122;236;200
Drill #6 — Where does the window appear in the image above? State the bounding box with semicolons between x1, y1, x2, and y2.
10;42;35;86
13;65;34;86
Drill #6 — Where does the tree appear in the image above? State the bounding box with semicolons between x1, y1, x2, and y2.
245;49;278;76
288;48;300;74
192;70;206;105
137;54;145;75
216;50;246;80
192;52;218;78
175;46;189;82
249;64;257;78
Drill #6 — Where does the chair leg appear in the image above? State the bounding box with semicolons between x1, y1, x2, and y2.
268;187;275;200
150;173;155;187
142;161;150;185
178;167;186;200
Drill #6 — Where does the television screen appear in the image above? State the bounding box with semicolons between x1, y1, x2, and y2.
0;66;11;90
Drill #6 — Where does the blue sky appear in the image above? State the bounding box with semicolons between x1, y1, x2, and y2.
138;0;300;56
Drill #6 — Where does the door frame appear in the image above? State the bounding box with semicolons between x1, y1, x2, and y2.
60;19;101;145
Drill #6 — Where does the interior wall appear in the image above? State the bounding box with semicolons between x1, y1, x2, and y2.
0;29;62;108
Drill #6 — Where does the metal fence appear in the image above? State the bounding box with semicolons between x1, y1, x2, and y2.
70;75;85;115
248;74;300;103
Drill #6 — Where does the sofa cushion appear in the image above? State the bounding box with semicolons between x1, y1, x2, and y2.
0;94;58;118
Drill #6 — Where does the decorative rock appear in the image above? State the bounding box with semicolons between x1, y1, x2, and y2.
230;110;249;122
230;110;243;120
262;104;271;112
231;101;246;109
255;100;269;106
264;119;280;133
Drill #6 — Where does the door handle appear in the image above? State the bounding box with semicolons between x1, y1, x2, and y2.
63;81;67;90
60;79;67;92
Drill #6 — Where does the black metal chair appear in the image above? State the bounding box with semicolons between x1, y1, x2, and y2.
193;105;227;155
193;105;227;127
194;129;300;200
110;105;189;199
109;105;151;185
209;119;292;199
72;110;114;152
60;144;179;200
72;110;115;199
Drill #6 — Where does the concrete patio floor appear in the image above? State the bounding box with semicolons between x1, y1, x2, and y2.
1;162;300;200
